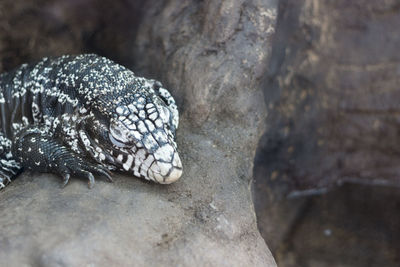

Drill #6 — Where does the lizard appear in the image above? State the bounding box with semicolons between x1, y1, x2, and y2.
0;54;183;189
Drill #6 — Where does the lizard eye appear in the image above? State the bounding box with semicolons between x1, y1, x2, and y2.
109;133;126;148
159;106;171;124
109;119;132;148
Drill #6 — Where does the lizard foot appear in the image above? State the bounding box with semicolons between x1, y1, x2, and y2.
12;129;112;189
58;159;113;188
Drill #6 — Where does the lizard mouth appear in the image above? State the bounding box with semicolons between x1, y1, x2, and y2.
111;144;183;184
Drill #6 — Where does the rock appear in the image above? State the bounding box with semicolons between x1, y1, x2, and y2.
254;0;400;263
258;0;400;196
0;0;277;266
0;0;144;72
274;184;400;267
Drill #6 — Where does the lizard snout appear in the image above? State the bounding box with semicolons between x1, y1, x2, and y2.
148;150;182;184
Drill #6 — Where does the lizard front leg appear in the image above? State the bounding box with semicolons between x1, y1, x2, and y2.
12;126;112;188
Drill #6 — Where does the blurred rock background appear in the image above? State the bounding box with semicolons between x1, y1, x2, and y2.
254;0;400;266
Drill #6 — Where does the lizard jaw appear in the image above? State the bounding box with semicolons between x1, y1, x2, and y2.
112;145;183;184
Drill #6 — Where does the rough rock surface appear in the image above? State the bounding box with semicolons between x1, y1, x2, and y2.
254;0;400;265
259;0;400;196
274;184;400;267
0;0;144;71
0;0;276;266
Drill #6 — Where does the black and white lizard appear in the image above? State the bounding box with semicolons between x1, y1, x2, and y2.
0;54;182;189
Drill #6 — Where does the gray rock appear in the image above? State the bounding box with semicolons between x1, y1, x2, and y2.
0;0;277;266
255;0;400;264
259;0;400;196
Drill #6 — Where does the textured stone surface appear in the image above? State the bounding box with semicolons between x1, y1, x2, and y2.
0;0;276;266
0;0;144;72
254;0;400;266
259;0;400;195
0;125;274;266
274;184;400;267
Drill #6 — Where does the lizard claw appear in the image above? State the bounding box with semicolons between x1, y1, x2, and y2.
58;159;113;188
94;166;113;183
86;172;95;189
81;162;113;184
62;173;70;187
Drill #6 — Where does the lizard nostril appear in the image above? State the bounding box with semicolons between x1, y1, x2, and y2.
172;152;182;169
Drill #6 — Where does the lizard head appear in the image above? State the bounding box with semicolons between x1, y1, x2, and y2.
87;79;183;184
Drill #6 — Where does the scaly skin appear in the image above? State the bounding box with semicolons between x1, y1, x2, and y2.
0;54;182;189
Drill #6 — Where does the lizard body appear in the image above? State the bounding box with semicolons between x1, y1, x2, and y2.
0;54;182;189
